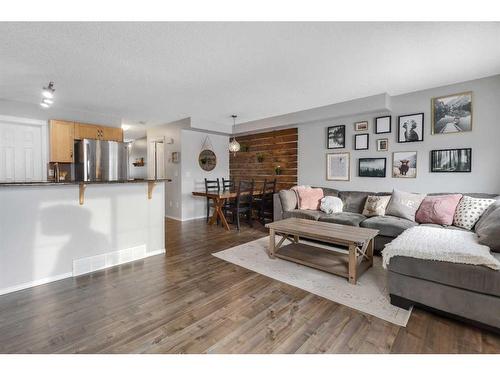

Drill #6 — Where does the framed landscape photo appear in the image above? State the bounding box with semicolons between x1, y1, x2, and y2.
327;125;346;149
326;152;350;181
358;158;386;177
431;148;472;172
375;115;391;134
432;91;472;134
398;113;424;143
376;138;389;151
354;133;369;150
392;151;417;178
354;121;368;132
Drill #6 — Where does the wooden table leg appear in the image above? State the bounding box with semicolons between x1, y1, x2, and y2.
348;243;357;284
208;198;231;231
293;235;299;243
367;238;374;267
268;229;276;259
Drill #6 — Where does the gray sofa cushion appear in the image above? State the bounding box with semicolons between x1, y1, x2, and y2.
279;190;297;211
475;201;500;253
338;191;374;213
283;209;322;221
388;255;500;297
360;215;417;238
318;212;366;226
319;187;340;197
385;189;426;221
419;223;471;232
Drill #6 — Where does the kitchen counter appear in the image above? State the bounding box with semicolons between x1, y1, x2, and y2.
0;178;171;187
0;180;166;295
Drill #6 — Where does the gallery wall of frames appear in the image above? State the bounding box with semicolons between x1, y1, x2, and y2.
325;91;473;181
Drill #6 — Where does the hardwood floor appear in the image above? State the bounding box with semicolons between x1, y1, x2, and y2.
0;218;498;353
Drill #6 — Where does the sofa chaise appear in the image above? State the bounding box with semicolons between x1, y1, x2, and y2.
273;187;500;332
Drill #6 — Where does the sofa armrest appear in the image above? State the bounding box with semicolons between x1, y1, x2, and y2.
273;193;284;222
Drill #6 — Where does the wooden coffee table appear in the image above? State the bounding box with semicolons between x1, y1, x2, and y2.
265;218;379;284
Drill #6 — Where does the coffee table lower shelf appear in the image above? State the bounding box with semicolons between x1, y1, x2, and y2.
274;242;372;282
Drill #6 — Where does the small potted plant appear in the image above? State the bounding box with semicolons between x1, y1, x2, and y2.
256;153;265;163
275;165;282;175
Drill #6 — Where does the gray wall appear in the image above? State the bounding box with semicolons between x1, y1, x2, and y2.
299;74;500;194
128;137;148;180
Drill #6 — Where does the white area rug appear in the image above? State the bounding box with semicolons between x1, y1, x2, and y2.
213;236;412;326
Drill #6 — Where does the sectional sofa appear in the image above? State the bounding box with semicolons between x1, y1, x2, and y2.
273;187;500;331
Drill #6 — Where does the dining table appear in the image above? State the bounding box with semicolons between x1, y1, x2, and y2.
192;189;261;231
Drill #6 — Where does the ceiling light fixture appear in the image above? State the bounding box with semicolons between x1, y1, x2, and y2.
42;82;55;99
40;101;50;108
42;98;54;105
228;115;240;156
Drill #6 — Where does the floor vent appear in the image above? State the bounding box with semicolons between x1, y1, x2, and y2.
73;245;149;277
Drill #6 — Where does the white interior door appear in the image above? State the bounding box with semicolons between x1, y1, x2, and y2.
0;117;46;182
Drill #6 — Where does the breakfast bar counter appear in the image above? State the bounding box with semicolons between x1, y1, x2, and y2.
0;179;169;295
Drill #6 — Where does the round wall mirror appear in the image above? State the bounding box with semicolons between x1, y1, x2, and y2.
198;150;217;171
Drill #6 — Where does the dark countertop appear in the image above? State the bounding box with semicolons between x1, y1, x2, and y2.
0;179;171;187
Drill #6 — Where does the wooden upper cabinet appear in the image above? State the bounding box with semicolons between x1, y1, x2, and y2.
74;123;100;140
74;122;123;142
101;126;123;142
49;120;75;163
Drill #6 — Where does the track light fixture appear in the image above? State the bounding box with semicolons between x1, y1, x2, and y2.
40;82;55;108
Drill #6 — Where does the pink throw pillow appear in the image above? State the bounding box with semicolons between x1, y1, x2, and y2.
295;187;324;210
415;194;463;225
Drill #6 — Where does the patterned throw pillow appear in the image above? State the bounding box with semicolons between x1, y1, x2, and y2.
362;195;391;217
453;196;495;230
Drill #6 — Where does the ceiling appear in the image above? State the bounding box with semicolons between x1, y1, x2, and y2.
1;22;499;133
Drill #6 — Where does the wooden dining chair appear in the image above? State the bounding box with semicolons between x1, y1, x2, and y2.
204;178;220;223
224;180;254;231
255;179;277;224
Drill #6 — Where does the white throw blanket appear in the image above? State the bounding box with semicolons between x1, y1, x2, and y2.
382;226;500;270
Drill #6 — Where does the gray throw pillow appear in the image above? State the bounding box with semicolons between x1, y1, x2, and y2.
475;201;500;253
279;190;298;212
386;189;426;222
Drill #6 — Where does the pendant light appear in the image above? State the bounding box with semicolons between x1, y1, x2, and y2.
228;114;240;155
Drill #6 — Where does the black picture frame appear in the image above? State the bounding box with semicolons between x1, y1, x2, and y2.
358;158;387;177
430;148;472;173
354;133;369;150
397;113;424;143
375;115;392;134
327;125;346;149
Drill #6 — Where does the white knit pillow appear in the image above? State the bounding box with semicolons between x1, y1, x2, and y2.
320;196;343;215
453;196;495;230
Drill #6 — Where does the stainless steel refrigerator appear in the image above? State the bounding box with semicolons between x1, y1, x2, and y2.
74;139;129;181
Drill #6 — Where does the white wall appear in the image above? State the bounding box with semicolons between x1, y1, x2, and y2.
0;182;165;295
298;75;500;194
128;137;148;180
146;120;185;219
180;129;229;221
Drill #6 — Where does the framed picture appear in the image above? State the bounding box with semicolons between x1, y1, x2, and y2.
376;138;389;151
431;148;472;173
392;151;417;178
355;121;368;131
354;133;369;150
327;125;346;149
398;113;424;143
431;91;472;134
326;152;350;181
359;158;386;177
375;116;391;134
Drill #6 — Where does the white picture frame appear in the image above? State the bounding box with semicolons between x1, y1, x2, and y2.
327;152;350;181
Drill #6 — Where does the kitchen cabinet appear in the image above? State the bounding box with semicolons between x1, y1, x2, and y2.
49;120;75;163
74;123;123;142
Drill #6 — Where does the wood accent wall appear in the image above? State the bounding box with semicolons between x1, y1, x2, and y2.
229;128;298;191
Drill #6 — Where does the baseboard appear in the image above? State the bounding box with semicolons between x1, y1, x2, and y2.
73;245;166;277
0;247;166;297
165;215;182;221
167;214;206;222
0;272;73;296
